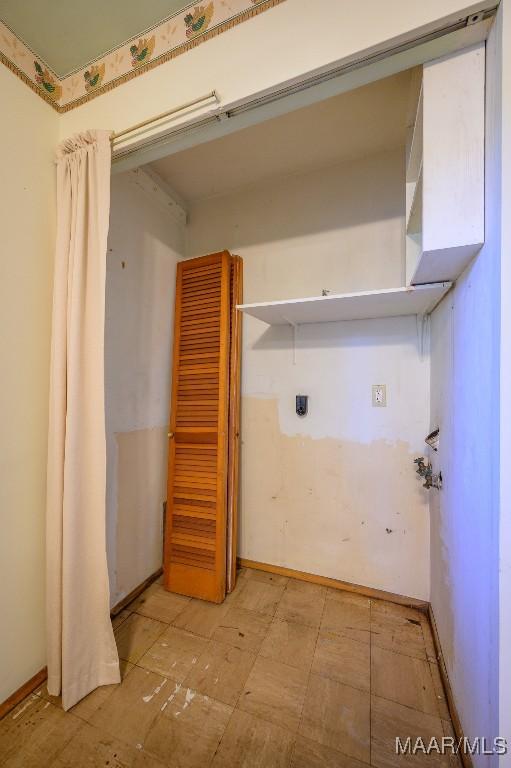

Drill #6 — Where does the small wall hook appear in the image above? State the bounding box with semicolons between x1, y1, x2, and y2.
425;428;439;452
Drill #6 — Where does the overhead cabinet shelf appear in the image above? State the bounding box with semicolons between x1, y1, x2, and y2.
405;43;485;286
237;283;452;326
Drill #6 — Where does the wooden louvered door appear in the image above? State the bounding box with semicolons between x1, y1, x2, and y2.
164;251;231;603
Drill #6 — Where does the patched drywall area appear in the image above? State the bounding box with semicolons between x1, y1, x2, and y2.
115;427;168;598
242;397;429;597
429;25;500;763
106;171;185;607
188;148;431;600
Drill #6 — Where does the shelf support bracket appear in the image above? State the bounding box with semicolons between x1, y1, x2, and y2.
282;315;299;365
416;313;430;359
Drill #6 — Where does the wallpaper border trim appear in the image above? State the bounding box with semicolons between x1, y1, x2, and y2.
0;0;287;113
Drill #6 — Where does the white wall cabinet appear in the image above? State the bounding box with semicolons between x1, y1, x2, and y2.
406;43;485;285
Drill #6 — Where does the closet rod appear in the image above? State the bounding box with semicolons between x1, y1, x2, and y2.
111;91;219;142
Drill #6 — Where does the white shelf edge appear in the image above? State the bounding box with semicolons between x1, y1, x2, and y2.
237;282;449;311
405;231;423;287
406;164;423;234
237;282;452;326
406;82;423;183
410;243;484;286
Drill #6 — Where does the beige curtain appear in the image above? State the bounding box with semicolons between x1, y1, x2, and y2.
46;130;120;710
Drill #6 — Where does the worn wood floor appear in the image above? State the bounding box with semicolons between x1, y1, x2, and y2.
0;567;460;767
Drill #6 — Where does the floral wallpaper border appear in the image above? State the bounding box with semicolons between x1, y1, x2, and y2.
0;0;286;113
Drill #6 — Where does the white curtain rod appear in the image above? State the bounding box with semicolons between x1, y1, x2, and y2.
110;90;219;143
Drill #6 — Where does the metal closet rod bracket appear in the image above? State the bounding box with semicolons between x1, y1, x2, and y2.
110;91;220;144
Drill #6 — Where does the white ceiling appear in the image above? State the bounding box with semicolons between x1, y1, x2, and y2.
149;70;413;203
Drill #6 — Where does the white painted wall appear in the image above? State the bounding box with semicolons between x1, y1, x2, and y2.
499;0;511;762
58;0;493;142
188;149;431;600
0;66;58;701
495;0;511;768
106;172;184;607
429;25;501;766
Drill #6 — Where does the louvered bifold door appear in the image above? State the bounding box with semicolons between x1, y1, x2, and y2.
226;255;243;593
164;251;231;603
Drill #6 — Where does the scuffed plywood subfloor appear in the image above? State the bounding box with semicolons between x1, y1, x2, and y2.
1;568;460;767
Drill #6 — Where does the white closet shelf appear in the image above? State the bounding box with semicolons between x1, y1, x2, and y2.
237;282;452;326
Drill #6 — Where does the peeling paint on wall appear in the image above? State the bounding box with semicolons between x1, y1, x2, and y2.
240;397;430;600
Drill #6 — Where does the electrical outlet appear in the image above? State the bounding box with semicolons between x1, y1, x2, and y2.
372;384;386;407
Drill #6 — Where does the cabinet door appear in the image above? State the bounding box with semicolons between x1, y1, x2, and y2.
164;251;231;602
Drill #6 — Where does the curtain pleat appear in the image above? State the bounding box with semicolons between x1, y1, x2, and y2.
46;130;120;711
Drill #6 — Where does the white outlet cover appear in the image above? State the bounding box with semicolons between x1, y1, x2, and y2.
372;384;387;407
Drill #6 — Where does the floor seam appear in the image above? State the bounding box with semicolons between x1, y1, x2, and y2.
206;579;288;766
297;589;326;741
371;691;445;720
